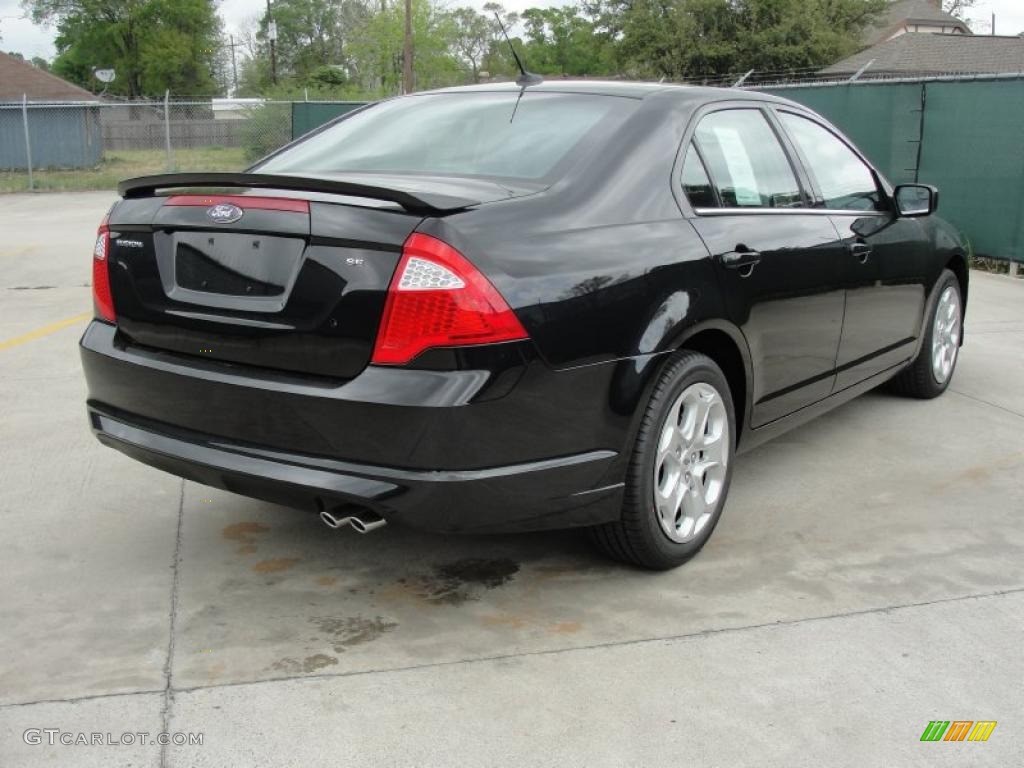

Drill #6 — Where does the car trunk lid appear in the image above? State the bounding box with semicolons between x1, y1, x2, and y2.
104;174;486;379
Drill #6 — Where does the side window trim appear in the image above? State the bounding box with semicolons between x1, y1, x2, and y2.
688;140;724;209
682;104;813;216
762;106;822;206
755;105;814;210
772;107;892;215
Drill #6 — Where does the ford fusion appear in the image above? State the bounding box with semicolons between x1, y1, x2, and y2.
80;82;967;569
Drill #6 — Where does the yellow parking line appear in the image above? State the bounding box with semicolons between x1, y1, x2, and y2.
0;312;91;351
0;246;37;258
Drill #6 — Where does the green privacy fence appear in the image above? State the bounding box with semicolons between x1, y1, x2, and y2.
288;79;1024;262
290;101;365;141
763;76;1024;262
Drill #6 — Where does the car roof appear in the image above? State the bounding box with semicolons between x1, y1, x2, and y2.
427;79;781;104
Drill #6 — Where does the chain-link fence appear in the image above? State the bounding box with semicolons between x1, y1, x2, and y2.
2;78;1022;265
0;98;362;194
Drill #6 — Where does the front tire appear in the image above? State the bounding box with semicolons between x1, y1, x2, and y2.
590;351;736;570
889;269;962;399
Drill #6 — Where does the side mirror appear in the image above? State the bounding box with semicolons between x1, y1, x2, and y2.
894;184;939;217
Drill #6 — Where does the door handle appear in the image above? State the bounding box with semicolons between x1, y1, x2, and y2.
720;250;762;273
849;242;872;264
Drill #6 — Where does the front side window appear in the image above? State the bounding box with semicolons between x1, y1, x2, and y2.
693;109;802;209
779;112;883;212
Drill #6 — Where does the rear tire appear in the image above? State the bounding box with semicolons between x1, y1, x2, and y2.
889;269;962;399
590;351;736;570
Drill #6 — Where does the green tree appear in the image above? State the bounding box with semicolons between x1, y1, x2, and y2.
344;0;463;96
246;0;373;91
26;0;223;98
445;5;520;82
448;7;491;82
614;0;887;81
520;5;614;76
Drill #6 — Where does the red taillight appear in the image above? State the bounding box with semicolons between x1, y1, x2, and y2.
371;233;528;365
92;222;115;323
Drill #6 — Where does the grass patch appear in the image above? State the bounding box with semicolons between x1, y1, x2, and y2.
0;147;249;193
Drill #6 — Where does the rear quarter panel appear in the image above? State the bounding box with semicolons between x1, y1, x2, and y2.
419;94;726;371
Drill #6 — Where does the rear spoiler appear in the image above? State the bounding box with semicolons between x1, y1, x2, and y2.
117;173;480;215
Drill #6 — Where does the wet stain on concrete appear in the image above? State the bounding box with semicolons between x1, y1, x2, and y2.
482;613;529;629
937;451;1023;491
311;616;398;652
549;621;582;635
481;613;583;635
438;558;520;588
271;654;339;674
223;522;270;540
373;558;522;607
223;521;270;555
251;557;300;574
398;558;521;605
532;561;611;580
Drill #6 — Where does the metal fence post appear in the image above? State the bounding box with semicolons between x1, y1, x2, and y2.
21;94;34;191
164;90;173;172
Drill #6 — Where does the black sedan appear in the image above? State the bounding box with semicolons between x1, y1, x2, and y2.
81;81;967;569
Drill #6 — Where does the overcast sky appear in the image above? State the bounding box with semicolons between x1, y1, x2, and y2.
2;0;1022;60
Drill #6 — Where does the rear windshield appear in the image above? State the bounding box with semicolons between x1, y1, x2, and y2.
255;92;631;182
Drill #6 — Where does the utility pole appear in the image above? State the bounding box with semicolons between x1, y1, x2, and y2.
267;0;278;86
402;0;413;94
227;34;240;96
379;0;388;93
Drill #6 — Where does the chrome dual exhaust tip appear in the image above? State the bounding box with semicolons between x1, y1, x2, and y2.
348;514;387;534
319;509;351;529
319;508;387;534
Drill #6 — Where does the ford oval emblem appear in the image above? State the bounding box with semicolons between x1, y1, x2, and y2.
206;203;244;224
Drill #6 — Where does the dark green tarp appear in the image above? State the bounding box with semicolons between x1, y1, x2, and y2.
763;77;1024;262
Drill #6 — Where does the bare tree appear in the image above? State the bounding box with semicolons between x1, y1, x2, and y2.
943;0;978;20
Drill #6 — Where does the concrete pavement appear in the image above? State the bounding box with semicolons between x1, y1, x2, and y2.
0;192;1021;766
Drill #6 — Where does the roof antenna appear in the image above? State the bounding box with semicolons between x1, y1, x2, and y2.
494;12;542;88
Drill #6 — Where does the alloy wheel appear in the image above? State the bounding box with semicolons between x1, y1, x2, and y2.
932;285;961;385
653;382;729;544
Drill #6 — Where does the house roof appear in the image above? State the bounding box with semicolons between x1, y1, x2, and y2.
0;51;96;102
863;0;972;45
823;32;1024;77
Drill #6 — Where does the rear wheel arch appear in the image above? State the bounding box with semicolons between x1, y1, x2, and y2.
675;323;751;438
608;320;751;478
945;251;969;322
889;267;962;399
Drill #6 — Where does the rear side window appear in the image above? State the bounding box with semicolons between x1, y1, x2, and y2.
681;143;718;208
694;109;802;209
256;92;630;182
779;112;883;212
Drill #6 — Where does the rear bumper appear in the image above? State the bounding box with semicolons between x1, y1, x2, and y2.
81;322;626;532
